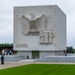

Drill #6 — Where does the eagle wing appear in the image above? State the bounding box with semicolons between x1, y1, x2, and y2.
35;15;47;32
22;15;30;35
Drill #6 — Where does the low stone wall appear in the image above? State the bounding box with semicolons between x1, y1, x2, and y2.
1;55;75;63
34;56;75;63
0;55;26;62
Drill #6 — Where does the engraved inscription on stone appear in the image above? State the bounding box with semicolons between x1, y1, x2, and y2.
16;44;28;48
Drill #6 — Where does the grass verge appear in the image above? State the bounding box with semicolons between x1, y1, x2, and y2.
0;64;75;75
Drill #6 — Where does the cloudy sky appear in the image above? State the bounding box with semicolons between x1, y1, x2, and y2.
0;0;75;47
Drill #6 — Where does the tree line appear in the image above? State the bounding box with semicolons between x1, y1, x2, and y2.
0;43;75;53
67;46;75;53
0;43;13;47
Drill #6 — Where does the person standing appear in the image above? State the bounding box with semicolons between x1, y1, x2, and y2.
1;54;4;65
1;49;5;55
9;50;12;55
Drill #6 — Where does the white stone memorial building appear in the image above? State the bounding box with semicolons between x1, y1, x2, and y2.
14;5;66;59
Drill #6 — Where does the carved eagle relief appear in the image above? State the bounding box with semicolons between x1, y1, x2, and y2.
22;15;47;35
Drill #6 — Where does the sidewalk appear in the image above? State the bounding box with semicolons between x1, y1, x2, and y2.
0;62;33;70
0;61;75;70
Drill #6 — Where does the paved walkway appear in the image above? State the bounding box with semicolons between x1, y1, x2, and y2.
0;62;33;70
0;61;75;70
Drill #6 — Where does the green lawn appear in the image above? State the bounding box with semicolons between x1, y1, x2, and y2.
0;64;75;75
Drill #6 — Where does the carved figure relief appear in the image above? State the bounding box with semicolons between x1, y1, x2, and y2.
48;30;53;44
40;30;53;44
22;13;46;35
44;30;49;43
39;30;44;43
22;13;54;44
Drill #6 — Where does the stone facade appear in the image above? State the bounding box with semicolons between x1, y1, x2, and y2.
14;5;66;58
